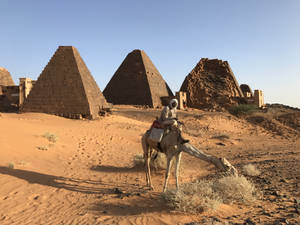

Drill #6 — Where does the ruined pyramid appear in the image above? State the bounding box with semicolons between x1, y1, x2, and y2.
180;58;244;111
21;46;108;119
0;67;15;95
103;49;173;107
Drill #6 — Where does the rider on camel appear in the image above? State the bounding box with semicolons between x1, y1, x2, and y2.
158;99;189;144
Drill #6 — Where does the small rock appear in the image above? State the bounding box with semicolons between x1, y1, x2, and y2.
286;213;296;218
271;190;281;196
279;178;288;183
113;188;123;194
294;197;300;204
245;217;256;225
216;142;226;146
274;218;289;225
185;222;199;225
261;211;272;217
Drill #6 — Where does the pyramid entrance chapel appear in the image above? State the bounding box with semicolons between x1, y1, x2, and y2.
21;46;108;119
103;49;173;108
180;58;244;111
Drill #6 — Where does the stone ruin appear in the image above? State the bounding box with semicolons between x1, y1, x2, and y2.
180;58;244;111
21;46;108;119
103;49;173;108
240;84;264;108
240;84;253;98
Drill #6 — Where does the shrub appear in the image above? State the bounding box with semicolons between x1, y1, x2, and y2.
243;164;261;176
43;132;58;143
212;175;256;203
162;180;221;213
229;104;257;116
162;175;257;212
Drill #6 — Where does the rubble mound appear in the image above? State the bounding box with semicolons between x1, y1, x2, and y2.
180;58;244;111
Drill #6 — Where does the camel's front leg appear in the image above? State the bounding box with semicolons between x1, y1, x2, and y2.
175;152;182;190
163;156;174;192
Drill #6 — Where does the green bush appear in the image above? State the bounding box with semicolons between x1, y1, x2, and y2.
229;104;258;116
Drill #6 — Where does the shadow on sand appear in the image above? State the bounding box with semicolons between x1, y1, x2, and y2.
90;164;144;173
0;166;170;216
0;166;114;194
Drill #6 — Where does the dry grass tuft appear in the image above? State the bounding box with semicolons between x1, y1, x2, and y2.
133;154;144;167
162;180;221;213
212;175;256;204
133;152;167;170
43;132;58;143
243;164;261;176
8;162;14;169
163;175;257;213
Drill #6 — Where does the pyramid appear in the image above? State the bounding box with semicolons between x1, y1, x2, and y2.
21;46;108;119
103;49;173;107
0;67;15;95
180;58;244;111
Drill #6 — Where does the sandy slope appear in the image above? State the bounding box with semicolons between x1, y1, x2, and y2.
0;107;299;225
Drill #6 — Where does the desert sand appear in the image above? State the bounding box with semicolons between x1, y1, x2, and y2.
0;106;299;225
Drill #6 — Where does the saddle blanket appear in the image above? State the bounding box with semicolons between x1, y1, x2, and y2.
149;128;164;143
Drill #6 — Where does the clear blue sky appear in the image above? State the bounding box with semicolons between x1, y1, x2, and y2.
0;0;299;108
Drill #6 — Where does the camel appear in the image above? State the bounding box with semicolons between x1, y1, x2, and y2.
141;122;238;192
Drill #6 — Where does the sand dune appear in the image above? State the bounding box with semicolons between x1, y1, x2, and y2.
0;107;299;224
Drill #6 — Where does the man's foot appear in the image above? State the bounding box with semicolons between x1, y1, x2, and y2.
181;138;189;144
179;133;189;144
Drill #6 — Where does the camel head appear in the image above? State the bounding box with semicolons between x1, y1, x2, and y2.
221;158;238;175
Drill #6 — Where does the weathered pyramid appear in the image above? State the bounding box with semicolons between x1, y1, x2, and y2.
0;67;15;95
21;46;108;119
103;49;173;107
180;58;244;111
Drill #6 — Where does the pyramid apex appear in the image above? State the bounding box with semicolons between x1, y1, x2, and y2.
57;46;77;50
130;49;145;54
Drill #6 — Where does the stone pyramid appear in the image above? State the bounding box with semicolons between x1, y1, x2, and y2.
103;49;173;107
0;67;15;95
21;46;108;119
180;58;244;111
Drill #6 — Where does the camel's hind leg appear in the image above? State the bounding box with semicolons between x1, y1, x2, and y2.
142;133;153;189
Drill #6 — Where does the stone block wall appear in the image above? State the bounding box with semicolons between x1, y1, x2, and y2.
254;90;264;108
